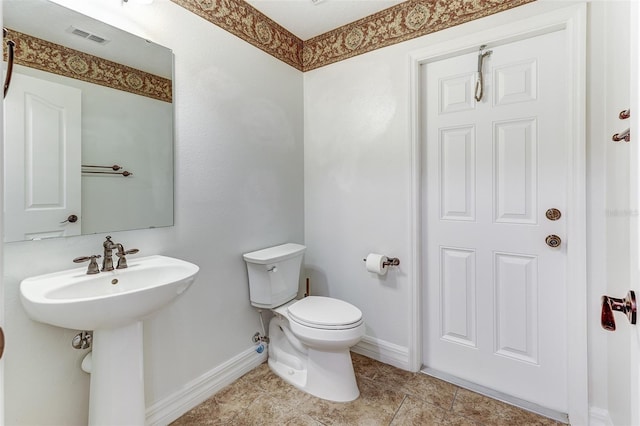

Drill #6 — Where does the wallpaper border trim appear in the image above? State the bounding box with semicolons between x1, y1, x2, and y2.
4;29;173;103
170;0;535;72
171;0;303;71
303;0;536;71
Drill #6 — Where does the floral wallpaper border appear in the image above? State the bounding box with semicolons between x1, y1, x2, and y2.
302;0;536;71
171;0;535;72
171;0;303;71
3;29;173;103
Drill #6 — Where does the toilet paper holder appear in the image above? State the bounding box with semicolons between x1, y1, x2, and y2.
362;256;400;267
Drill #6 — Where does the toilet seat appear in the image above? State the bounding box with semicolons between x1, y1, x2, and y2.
287;296;363;330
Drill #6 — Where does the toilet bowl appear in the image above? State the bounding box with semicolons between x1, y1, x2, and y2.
269;296;365;401
243;244;365;402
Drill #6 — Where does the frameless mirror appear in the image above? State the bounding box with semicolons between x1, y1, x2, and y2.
3;0;174;242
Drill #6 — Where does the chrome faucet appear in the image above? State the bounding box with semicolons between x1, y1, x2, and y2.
102;236;118;271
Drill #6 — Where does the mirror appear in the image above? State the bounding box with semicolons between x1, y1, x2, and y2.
3;0;174;242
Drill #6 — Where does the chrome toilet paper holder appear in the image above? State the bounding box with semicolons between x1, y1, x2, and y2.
362;256;400;267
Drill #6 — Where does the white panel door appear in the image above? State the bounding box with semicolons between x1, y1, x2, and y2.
4;73;81;242
422;30;569;412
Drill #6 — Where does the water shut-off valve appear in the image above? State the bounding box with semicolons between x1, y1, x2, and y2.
253;332;269;353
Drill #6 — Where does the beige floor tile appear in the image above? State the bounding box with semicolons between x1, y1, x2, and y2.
231;393;300;425
282;414;327;426
401;373;458;410
452;389;557;426
440;412;485;426
170;374;262;425
173;357;564;426
351;353;416;391
390;395;447;425
232;362;274;393
351;352;381;381
300;377;405;426
254;364;315;408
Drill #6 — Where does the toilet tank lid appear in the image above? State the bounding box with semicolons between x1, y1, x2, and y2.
243;243;306;264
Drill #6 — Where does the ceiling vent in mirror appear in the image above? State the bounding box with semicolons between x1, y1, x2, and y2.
66;26;110;45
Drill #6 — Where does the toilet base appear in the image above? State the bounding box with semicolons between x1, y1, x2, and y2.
268;319;360;402
268;349;360;402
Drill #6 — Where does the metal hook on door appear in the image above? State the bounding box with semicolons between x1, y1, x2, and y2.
612;108;631;142
619;109;631;120
612;128;630;142
3;28;15;99
474;45;492;102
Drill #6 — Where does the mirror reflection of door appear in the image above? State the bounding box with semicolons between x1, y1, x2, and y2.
3;0;175;242
4;73;81;242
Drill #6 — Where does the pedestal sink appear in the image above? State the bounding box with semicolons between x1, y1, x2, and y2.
20;255;199;425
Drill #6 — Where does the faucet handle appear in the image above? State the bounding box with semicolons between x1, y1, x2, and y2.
74;255;102;275
115;248;139;269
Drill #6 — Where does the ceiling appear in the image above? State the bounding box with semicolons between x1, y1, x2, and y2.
5;0;173;78
244;0;406;40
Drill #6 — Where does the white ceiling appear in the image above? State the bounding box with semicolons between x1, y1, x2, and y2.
244;0;406;41
4;0;173;78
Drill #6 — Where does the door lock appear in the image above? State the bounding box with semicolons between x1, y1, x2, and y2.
545;234;561;248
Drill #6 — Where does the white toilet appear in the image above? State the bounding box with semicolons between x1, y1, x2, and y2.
243;243;365;402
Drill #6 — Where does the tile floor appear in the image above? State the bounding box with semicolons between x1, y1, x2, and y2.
172;353;565;425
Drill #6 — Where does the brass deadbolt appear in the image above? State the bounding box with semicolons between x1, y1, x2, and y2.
545;234;562;248
545;208;561;221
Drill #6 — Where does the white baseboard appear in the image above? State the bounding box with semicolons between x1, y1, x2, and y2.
589;407;613;426
352;335;410;371
145;346;267;426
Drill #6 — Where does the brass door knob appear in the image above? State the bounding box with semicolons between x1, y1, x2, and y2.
545;234;561;248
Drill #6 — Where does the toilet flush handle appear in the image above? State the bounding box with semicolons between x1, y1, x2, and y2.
267;265;277;272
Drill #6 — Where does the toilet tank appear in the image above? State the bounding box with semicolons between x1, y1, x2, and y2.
243;243;306;309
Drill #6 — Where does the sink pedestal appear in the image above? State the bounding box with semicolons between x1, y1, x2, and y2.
89;321;145;425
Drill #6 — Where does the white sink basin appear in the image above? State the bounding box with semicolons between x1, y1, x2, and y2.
20;255;199;330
